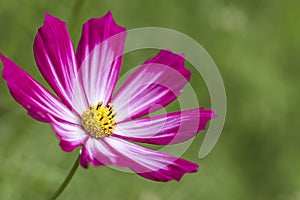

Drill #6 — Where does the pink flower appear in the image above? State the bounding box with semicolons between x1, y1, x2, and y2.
1;12;216;181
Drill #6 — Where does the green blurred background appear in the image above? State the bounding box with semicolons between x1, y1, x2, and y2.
0;0;299;199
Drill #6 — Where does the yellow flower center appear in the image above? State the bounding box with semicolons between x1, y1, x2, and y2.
81;102;116;138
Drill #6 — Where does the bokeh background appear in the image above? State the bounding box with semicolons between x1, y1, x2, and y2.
0;0;299;199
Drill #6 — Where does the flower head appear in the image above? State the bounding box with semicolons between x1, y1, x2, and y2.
1;12;216;181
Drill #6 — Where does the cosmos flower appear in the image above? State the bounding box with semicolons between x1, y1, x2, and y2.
1;12;216;181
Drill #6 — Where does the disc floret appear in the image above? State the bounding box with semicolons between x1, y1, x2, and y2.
81;102;116;138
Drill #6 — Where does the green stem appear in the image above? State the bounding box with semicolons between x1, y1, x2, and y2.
48;0;86;198
49;154;80;200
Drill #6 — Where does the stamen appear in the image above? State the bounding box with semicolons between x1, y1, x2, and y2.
96;101;103;110
81;102;116;138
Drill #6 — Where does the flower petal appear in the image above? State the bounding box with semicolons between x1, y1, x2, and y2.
1;54;79;124
113;108;216;145
81;136;198;181
112;50;191;122
33;13;79;109
50;117;88;152
76;11;126;106
80;143;103;168
80;137;122;168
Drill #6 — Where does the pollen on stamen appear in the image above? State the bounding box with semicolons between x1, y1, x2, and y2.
81;102;117;138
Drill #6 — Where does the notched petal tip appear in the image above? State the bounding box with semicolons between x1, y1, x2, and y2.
39;13;67;34
44;12;62;23
0;53;9;64
0;53;7;71
90;11;126;35
1;54;17;79
1;54;10;79
104;10;126;32
136;156;199;182
0;52;5;60
211;110;218;119
83;11;126;34
198;108;218;130
174;161;199;182
146;49;191;81
202;108;218;119
44;12;53;20
179;52;185;58
77;10;127;64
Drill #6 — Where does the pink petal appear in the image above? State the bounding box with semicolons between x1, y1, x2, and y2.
112;50;191;122
80;137;122;168
34;13;80;109
80;144;100;168
113;108;216;145
1;54;79;124
81;136;198;181
50;117;88;152
76;11;126;106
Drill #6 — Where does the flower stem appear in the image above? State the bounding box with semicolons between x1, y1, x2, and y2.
49;154;80;200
